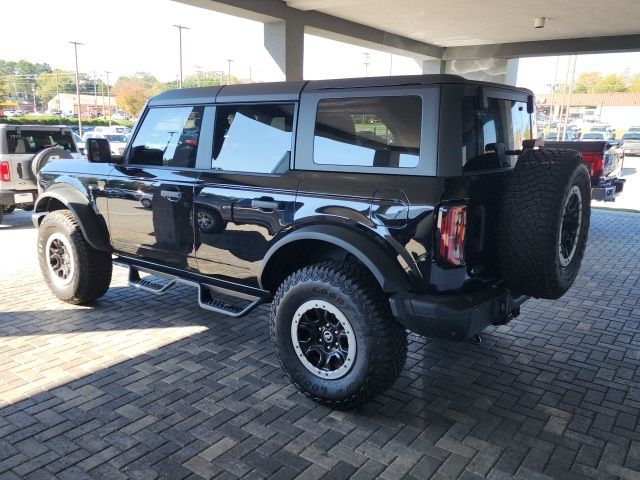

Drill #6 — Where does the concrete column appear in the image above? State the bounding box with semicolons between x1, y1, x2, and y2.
264;18;304;81
440;58;519;85
421;59;445;75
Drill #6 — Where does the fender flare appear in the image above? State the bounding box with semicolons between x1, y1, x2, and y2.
259;224;412;293
34;189;111;251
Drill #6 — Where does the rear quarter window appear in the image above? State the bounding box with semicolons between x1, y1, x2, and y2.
313;96;421;168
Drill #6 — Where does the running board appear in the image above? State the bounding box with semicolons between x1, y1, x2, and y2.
126;264;263;318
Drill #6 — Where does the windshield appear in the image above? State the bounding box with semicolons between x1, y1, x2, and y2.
6;130;76;154
105;134;128;142
622;133;640;140
582;133;604;140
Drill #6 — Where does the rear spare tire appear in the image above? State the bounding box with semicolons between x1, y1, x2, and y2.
31;147;73;176
498;148;590;299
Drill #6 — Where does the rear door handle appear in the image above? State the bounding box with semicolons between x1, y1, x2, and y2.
160;190;183;201
251;198;284;210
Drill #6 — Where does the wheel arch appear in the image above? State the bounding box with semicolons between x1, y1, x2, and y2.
34;189;111;252
259;225;412;294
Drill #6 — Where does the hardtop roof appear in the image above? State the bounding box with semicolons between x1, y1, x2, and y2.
147;74;532;106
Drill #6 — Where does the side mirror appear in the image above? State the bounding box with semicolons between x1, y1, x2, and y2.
86;138;111;163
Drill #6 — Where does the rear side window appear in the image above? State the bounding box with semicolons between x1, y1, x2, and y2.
129;106;204;168
313;96;421;168
6;130;76;154
212;104;294;174
461;97;532;172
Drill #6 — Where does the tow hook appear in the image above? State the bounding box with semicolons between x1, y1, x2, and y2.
469;334;482;345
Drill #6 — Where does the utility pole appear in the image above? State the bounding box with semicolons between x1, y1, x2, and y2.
55;71;60;117
32;84;37;113
92;71;97;118
389;54;393;76
173;25;189;88
561;55;577;140
195;65;202;87
226;59;233;85
69;41;84;135
546;56;560;132
363;52;370;77
249;66;252;84
105;71;112;126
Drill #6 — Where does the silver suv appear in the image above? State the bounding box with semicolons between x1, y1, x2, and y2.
0;125;78;223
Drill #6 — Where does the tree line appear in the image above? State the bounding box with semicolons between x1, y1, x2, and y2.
1;59;239;117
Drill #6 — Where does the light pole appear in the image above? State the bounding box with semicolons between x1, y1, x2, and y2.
363;52;370;77
226;59;233;85
105;71;112;126
173;25;189;88
69;41;83;135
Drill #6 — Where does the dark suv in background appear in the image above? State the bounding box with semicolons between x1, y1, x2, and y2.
32;75;590;409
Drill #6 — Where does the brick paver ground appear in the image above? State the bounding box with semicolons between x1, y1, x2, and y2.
0;208;639;480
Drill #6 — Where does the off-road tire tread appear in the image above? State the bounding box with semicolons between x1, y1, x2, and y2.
38;210;112;304
498;148;590;299
271;260;407;410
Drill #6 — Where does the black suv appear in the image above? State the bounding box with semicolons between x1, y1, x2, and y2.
33;74;591;409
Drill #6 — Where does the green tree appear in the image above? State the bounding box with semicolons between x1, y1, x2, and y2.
573;72;603;93
36;70;76;106
628;74;640;93
593;74;627;93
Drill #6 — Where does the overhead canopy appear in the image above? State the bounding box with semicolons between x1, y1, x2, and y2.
174;0;640;83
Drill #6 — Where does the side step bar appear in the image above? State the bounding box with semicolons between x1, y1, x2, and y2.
126;264;263;318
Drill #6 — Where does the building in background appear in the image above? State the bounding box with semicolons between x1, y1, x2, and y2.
47;93;117;117
537;92;640;128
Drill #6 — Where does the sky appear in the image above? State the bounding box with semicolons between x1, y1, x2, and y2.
1;0;640;93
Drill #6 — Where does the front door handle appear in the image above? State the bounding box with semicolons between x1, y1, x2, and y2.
160;190;183;201
251;198;284;211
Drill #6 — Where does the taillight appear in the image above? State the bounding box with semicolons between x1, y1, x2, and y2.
581;152;604;178
0;161;10;182
437;205;467;267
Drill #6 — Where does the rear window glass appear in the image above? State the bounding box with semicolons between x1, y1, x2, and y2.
622;133;640;140
313;96;421;168
461;97;531;172
6;130;76;154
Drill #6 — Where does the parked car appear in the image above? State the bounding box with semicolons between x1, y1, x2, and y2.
621;132;640;156
82;132;128;156
581;132;612;141
32;75;591;409
627;125;640;133
0;125;80;224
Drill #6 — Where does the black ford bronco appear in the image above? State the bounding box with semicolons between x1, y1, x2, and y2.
33;74;591;409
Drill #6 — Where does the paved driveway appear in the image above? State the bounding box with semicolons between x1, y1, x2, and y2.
0;208;639;480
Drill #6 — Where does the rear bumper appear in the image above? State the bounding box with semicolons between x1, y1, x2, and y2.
389;286;528;341
592;178;625;202
0;189;38;206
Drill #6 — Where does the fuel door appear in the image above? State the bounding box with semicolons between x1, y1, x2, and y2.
370;189;409;229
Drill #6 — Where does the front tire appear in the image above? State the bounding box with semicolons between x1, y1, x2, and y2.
38;210;112;304
271;261;407;410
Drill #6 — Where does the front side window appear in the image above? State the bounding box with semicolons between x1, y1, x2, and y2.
461;97;532;172
212;104;294;174
6;130;76;154
313;96;421;168
129;106;204;168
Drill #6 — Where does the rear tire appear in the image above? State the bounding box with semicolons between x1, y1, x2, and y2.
498;148;591;299
271;260;407;410
38;210;112;304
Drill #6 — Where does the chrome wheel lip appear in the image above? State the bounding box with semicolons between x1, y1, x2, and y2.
291;300;357;380
45;232;75;288
558;185;583;267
